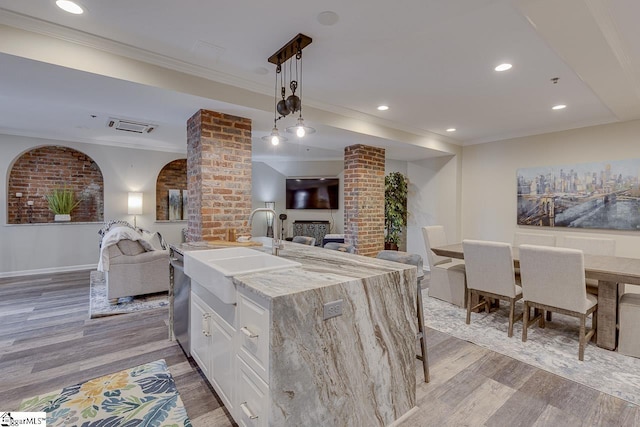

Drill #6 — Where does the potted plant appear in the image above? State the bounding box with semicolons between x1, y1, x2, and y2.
384;172;408;250
46;187;81;222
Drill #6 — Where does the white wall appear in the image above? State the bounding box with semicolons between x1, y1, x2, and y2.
405;156;461;266
0;134;186;276
251;162;286;237
261;160;345;238
461;119;640;257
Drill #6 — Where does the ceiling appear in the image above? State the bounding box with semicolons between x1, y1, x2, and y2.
0;0;639;163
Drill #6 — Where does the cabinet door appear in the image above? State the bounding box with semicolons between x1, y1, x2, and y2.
209;310;235;413
237;293;269;383
190;292;211;380
237;356;269;427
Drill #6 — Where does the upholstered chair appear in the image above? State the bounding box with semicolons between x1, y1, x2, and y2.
376;250;429;382
421;225;466;307
292;235;316;246
99;225;170;302
519;244;597;361
561;236;615;295
323;242;356;253
463;240;523;337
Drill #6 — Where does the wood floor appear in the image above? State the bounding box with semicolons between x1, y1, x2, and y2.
1;271;638;426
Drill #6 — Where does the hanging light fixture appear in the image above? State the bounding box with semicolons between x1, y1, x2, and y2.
264;34;315;143
261;63;288;146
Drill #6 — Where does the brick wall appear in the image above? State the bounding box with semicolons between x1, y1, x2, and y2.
156;159;187;220
187;109;252;242
343;144;386;256
7;145;104;224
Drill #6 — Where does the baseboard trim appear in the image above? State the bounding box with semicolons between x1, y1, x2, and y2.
0;264;97;278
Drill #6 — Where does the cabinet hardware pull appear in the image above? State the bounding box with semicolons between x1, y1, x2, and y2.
240;326;258;338
202;313;211;337
240;402;258;419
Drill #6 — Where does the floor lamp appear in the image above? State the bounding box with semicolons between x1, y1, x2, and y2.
128;192;143;228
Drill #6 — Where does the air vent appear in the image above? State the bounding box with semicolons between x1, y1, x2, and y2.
107;118;156;134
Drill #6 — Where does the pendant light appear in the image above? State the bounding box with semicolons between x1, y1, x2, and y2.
285;46;315;137
264;34;315;144
261;62;288;146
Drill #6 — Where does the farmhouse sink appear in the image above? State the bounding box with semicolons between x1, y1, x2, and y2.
184;247;300;304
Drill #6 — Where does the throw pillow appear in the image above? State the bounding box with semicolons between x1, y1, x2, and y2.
116;239;146;256
141;230;163;251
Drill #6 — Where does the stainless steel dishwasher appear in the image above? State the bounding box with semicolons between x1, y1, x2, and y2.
170;246;191;357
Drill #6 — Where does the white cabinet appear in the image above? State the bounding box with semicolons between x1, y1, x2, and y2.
237;292;270;383
209;308;234;410
190;291;235;414
190;292;211;380
190;285;271;425
237;356;269;427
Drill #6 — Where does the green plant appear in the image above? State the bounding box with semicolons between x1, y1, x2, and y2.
45;187;81;215
384;172;408;245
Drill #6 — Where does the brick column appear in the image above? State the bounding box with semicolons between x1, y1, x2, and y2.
343;144;385;256
187;109;252;242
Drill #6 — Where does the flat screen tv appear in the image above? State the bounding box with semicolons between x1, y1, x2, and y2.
286;178;339;210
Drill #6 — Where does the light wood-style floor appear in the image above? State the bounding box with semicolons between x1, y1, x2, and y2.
1;271;638;426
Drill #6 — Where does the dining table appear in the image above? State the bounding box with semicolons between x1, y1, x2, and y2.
431;243;640;350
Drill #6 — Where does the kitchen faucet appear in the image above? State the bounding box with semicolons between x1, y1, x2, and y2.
248;208;282;255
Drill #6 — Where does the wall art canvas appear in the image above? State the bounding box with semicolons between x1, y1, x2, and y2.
517;159;640;230
182;190;188;221
169;189;182;221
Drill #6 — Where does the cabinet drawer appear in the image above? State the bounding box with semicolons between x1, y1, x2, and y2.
236;356;269;427
237;293;270;383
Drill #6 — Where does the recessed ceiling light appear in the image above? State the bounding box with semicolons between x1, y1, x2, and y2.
56;0;84;14
377;105;389;111
317;11;339;26
552;104;567;110
446;128;456;132
494;63;512;72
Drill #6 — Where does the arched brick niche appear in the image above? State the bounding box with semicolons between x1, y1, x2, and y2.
7;145;104;224
156;159;187;220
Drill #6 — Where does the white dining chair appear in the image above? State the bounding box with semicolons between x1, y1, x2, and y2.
421;226;466;307
519;244;598;361
463;240;523;337
562;235;616;295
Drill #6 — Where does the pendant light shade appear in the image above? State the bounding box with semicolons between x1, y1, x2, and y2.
261;126;288;145
286;117;316;138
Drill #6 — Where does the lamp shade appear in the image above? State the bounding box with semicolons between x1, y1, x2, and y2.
128;192;143;215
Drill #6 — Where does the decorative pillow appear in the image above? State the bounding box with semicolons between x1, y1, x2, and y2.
141;230;163;251
116;239;146;256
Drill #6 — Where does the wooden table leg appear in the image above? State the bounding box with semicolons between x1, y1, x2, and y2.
596;280;617;350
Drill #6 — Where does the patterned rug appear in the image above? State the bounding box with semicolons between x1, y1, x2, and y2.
423;290;640;406
89;271;169;318
19;359;191;427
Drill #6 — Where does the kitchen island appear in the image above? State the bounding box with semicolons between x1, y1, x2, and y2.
183;241;417;427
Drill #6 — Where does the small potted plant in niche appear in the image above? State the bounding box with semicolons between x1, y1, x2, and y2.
384;172;408;250
46;187;81;222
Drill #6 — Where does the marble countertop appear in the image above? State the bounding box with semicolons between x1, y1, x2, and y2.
231;242;415;300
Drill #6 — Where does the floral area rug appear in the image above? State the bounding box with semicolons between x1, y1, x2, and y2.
423;289;640;406
19;359;191;427
90;271;169;318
